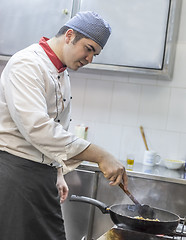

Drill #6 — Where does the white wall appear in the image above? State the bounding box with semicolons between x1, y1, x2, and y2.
0;2;186;165
68;1;186;164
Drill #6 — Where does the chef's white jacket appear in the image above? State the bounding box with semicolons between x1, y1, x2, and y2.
0;43;90;174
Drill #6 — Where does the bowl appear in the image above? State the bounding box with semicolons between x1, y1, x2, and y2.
163;159;185;170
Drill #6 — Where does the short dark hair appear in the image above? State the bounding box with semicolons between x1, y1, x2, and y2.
55;26;89;44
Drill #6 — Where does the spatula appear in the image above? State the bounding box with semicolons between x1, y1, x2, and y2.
119;183;156;219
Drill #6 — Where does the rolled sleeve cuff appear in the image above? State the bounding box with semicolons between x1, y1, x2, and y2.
55;138;91;174
65;137;91;159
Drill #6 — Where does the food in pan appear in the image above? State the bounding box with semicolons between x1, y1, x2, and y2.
134;216;160;221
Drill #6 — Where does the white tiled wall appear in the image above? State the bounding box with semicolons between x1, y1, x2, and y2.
0;2;186;165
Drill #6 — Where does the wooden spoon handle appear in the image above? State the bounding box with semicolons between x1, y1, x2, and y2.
140;126;149;151
119;183;140;205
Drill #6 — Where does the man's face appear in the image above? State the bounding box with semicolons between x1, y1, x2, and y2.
63;30;102;71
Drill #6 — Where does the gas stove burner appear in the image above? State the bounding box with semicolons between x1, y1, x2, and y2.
97;222;186;240
97;227;169;240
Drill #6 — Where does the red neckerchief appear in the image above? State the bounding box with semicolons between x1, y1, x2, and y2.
39;37;67;73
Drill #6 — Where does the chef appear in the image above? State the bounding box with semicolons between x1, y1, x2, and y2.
0;11;128;240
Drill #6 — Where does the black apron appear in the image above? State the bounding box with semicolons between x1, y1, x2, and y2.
0;151;66;240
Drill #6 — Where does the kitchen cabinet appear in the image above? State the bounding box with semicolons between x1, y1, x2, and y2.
62;169;99;240
80;0;169;69
0;0;73;55
0;0;182;79
78;0;182;79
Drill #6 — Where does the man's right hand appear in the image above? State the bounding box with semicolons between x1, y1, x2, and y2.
73;144;128;190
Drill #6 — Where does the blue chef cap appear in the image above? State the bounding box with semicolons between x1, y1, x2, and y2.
64;11;111;49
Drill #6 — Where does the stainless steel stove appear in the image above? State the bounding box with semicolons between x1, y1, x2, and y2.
97;221;186;240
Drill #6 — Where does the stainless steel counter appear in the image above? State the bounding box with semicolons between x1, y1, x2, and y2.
79;161;186;185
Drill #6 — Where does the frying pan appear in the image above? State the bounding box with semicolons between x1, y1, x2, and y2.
70;195;180;234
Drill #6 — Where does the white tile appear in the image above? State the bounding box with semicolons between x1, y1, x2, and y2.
93;122;123;159
178;133;186;160
167;88;186;132
119;126;146;164
69;69;102;81
160;131;180;160
157;77;173;87
120;128;180;165
110;82;141;125
100;71;129;83
83;79;113;122
170;44;186;88
138;85;170;129
146;129;180;161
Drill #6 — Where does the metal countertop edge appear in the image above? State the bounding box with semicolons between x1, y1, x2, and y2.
78;163;186;185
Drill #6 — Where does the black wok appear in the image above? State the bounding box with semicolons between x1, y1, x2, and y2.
70;195;180;234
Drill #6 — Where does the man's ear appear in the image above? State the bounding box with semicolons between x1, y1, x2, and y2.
65;29;75;44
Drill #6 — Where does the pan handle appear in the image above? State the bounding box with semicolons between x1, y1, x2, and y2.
70;195;110;214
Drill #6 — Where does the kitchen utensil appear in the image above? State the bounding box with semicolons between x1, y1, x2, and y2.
140;126;149;151
119;183;155;219
70;195;180;234
126;154;135;170
164;159;185;170
143;150;161;166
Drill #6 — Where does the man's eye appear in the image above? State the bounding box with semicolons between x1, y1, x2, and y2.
85;46;92;52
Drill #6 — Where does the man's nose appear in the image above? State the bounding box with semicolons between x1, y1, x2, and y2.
85;53;94;63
